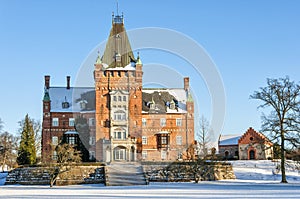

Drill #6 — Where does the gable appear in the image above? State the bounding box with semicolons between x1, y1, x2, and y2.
238;127;272;145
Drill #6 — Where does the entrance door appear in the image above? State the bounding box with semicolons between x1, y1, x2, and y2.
114;147;126;161
249;150;255;160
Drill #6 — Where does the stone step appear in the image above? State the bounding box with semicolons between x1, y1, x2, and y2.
105;162;148;186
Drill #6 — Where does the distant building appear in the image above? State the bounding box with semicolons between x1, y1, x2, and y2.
218;127;273;160
41;13;195;163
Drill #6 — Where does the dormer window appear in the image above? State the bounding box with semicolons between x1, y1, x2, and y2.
62;97;70;109
80;100;87;110
170;100;176;110
150;102;155;109
115;53;121;62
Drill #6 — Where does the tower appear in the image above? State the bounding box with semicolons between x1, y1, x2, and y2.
94;13;143;162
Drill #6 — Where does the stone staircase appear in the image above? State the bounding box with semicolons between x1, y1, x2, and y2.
105;162;148;186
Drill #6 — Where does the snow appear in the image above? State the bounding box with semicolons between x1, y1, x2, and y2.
1;160;300;198
49;87;95;112
142;88;187;113
105;62;136;71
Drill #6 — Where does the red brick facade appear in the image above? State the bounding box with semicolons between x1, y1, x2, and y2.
41;14;195;163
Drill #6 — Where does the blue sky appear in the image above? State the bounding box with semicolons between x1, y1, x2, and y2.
0;0;299;137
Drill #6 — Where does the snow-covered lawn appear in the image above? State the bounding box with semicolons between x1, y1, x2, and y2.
0;160;299;198
229;160;300;183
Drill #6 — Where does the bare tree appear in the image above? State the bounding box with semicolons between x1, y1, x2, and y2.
0;132;19;171
197;115;212;158
48;143;81;187
250;77;300;183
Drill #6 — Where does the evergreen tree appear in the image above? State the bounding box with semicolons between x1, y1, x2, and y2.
17;114;37;165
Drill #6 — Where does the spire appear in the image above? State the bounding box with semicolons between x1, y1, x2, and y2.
95;51;102;64
102;11;134;68
43;88;50;102
136;52;142;65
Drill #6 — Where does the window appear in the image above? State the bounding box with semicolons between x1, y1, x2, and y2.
142;151;147;159
69;118;75;126
67;136;76;145
142;136;147;145
176;136;182;145
117;71;121;77
177;152;183;160
142;118;147;127
176;118;182;126
161;150;167;160
160;118;166;127
52;118;59;126
114;130;126;140
161;136;167;144
89;118;95;126
114;111;126;121
52;136;58;145
118;96;122;101
123;96;126;101
89;151;95;160
89;136;96;145
113;96;117;101
52;151;57;160
117;132;122;139
157;134;169;149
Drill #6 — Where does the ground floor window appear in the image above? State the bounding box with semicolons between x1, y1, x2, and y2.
142;151;147;159
161;150;167;160
114;147;126;161
89;151;95;160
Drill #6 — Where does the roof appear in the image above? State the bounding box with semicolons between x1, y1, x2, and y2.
142;88;187;114
102;14;135;68
48;87;95;112
219;134;241;146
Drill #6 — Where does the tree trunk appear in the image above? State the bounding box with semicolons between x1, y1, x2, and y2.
280;132;287;183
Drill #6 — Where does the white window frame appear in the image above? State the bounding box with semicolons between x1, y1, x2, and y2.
142;136;147;145
52;151;57;160
89;136;96;145
89;118;95;126
52;118;59;126
69;118;75;127
176;136;182;145
176;118;182;126
142;118;147;127
52;136;58;145
142;151;147;159
161;150;167;160
160;118;166;127
89;151;95;160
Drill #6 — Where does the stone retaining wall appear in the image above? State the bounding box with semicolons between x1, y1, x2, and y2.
142;161;235;182
5;161;235;185
5;166;105;185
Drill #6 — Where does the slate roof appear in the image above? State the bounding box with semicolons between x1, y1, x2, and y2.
142;88;187;114
219;134;241;146
48;87;95;112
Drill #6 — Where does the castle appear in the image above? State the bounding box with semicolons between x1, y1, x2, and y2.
41;13;195;163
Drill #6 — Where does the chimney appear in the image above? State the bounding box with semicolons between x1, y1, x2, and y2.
66;76;70;89
184;77;189;91
45;75;50;89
